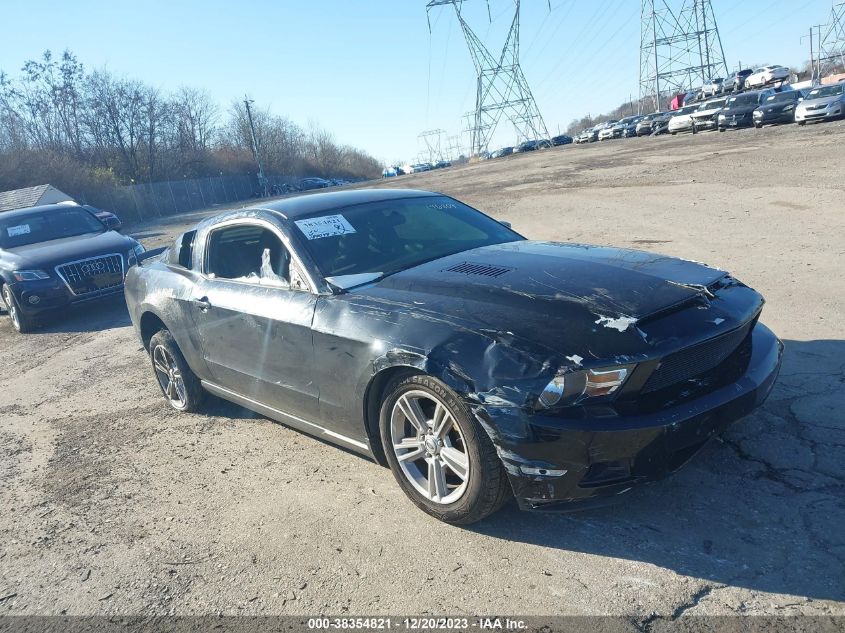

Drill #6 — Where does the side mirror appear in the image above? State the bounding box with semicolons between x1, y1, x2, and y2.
138;247;167;263
103;215;122;231
500;220;512;229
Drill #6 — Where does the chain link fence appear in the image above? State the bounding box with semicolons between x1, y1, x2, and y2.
77;173;301;225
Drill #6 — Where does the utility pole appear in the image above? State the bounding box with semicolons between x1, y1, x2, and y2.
243;96;268;197
802;29;817;82
426;0;550;157
640;0;728;112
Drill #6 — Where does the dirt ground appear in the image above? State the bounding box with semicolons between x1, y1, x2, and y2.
1;121;844;622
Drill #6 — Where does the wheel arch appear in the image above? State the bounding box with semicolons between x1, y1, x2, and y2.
139;310;169;351
361;355;478;467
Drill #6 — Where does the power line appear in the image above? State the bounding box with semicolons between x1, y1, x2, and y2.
639;0;729;112
426;0;551;156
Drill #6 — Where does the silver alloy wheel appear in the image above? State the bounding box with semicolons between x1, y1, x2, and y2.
3;287;19;330
152;344;187;409
390;389;470;504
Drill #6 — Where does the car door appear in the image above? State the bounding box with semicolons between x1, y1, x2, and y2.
190;220;319;421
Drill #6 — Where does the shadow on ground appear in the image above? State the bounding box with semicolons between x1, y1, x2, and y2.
470;339;845;603
33;295;131;334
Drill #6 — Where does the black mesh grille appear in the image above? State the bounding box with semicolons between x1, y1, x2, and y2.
642;320;756;394
444;262;513;278
56;254;124;296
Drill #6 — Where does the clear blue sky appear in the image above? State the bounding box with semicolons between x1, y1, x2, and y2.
0;0;833;163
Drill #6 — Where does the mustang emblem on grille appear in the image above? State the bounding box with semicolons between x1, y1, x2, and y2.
81;261;106;275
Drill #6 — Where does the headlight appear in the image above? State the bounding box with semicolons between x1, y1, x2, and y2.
783;104;795;111
127;243;145;266
537;364;635;409
12;270;50;281
718;114;726;120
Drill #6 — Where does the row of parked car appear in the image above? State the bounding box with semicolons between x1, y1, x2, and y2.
383;160;453;178
575;81;844;144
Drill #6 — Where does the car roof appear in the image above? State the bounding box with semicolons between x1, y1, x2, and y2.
250;188;441;220
0;201;82;220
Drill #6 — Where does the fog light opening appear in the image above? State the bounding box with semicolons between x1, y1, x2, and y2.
28;295;41;305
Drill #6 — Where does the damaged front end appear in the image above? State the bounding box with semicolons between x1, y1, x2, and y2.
458;277;784;512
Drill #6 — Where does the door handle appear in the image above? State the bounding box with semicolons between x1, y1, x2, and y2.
194;297;211;312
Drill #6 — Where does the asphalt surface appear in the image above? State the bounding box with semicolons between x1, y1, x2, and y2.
1;120;843;623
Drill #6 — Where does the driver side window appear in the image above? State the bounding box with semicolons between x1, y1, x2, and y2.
205;224;290;287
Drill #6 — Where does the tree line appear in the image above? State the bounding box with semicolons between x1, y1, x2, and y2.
0;50;382;204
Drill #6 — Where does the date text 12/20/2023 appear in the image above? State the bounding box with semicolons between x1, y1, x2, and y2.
307;616;527;630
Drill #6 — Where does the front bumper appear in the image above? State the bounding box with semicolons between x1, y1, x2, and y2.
753;109;795;125
7;277;125;317
718;112;755;129
795;104;843;122
484;323;783;511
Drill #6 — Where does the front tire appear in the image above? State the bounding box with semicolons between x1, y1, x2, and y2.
379;373;511;525
2;285;36;333
149;329;204;412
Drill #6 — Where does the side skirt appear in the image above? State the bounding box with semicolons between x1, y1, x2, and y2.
200;380;373;458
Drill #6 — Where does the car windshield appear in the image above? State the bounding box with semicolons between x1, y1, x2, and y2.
293;195;523;281
727;93;761;106
808;85;844;99
766;92;797;103
0;207;105;248
698;99;726;110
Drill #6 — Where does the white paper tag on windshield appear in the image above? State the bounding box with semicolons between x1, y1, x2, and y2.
295;214;356;240
7;224;31;237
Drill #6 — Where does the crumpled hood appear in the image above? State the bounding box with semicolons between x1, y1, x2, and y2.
353;241;729;362
3;230;135;270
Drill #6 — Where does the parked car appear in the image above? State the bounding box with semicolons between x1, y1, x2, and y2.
576;128;599;143
433;160;452;169
124;188;782;524
608;116;642;139
690;97;728;132
667;104;702;134
702;78;724;98
516;139;551;152
299;177;332;190
724;69;754;93
409;163;432;174
635;113;661;136
0;202;144;333
489;147;514;158
753;90;803;127
551;134;573;146
598;127;615;141
794;83;845;125
383;167;399;178
717;91;772;131
650;111;676;135
745;66;790;89
76;204;122;231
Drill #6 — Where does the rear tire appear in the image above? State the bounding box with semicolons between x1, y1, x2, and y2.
149;329;204;412
379;373;511;525
2;284;36;333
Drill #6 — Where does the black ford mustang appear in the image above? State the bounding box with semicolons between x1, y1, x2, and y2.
124;189;782;524
1;203;144;333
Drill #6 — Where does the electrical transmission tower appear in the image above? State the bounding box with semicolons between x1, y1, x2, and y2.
819;3;845;77
418;129;446;163
639;0;728;112
426;0;549;157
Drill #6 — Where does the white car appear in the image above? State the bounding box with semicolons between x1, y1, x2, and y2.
667;104;701;134
745;66;790;89
689;97;728;131
598;127;615;141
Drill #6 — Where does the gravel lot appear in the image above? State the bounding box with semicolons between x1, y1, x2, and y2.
1;121;843;622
